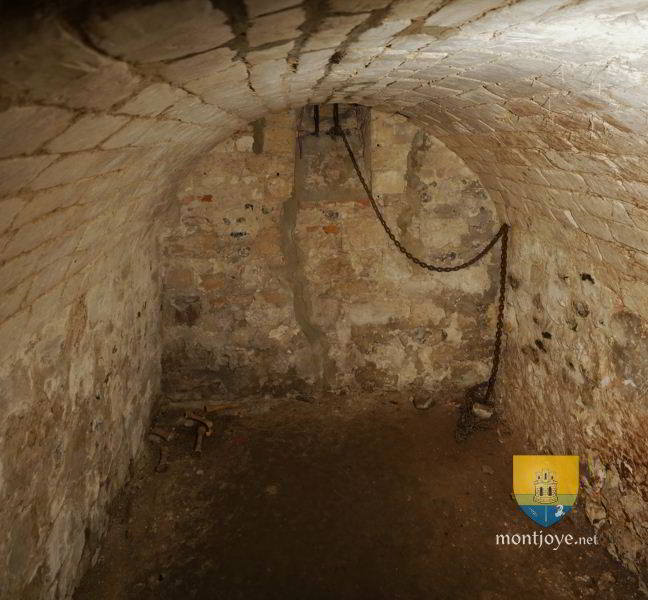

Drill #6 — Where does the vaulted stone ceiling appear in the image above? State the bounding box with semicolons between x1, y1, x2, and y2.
3;0;648;271
3;0;648;341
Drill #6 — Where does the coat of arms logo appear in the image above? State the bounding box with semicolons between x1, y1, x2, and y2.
513;455;579;527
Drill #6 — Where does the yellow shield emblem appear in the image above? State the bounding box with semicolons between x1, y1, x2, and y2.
513;455;579;527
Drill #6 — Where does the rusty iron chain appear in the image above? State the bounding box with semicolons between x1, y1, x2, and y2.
332;104;509;409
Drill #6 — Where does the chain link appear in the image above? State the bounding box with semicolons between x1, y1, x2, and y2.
333;104;509;407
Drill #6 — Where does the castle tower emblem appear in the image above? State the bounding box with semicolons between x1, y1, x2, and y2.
514;455;578;527
532;468;558;504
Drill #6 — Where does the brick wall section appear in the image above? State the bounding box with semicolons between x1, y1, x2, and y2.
1;0;648;594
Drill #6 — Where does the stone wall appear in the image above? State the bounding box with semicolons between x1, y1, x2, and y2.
0;226;161;599
161;106;499;399
499;225;648;582
2;0;648;595
161;112;301;397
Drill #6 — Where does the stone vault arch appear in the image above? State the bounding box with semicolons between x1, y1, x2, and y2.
1;0;648;596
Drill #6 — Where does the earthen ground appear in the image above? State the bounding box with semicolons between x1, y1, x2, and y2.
74;394;640;600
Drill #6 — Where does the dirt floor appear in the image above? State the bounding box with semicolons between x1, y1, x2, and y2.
75;392;642;600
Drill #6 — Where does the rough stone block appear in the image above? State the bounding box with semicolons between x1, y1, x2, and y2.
0;197;26;234
610;222;648;254
3;22;142;109
46;115;130;153
13;182;100;230
187;63;266;120
425;0;508;27
26;254;73;303
119;83;187;117
571;210;613;241
0;155;59;196
329;0;390;11
302;14;368;52
183;62;247;98
29;150;136;190
2;206;79;260
628;206;648;232
620;278;648;314
86;0;233;63
126;121;208;147
163;96;240;126
101;118;156;148
245;0;301;18
0;277;30;323
0;309;29;361
247;42;295;66
389;0;446;19
159;48;236;86
165;266;194;289
0;106;74;159
62;62;142;111
247;7;305;47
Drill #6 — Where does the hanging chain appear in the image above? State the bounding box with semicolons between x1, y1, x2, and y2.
484;223;508;401
332;104;509;419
